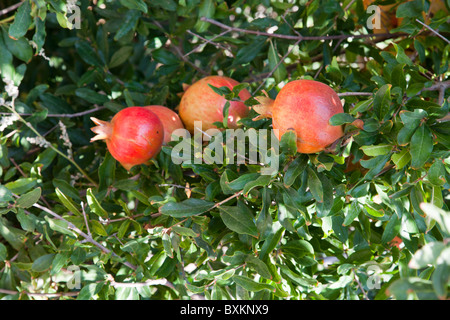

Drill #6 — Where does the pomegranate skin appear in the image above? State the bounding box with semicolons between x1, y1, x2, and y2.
144;105;185;144
179;76;252;133
271;80;344;153
90;107;164;171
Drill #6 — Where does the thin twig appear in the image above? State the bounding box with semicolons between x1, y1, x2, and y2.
0;288;79;298
0;105;105;118
415;19;450;45
0;1;23;17
210;191;243;211
31;201;137;271
80;201;91;238
109;278;176;290
185;29;233;57
201;17;406;41
253;38;301;94
337;92;373;97
353;270;370;300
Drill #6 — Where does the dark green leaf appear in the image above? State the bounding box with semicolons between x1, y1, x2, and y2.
232;275;275;292
219;205;258;237
160;198;215;218
284;154;308;187
8;0;32;40
329;113;356;126
16;188;41;209
410;124;433;169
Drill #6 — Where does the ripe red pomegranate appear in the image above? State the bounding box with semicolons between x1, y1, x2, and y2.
254;79;344;153
90;107;164;171
179;75;252;133
143;105;185;144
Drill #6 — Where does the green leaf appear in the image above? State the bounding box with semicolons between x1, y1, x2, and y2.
119;0;148;13
0;243;7;261
160;198;215;217
16;187;41;209
280;130;297;156
232;275;275;292
243;174;272;195
280;240;314;258
75;88;109;104
86;188;108;218
362;154;391;180
31;254;55;273
427;160;446;186
0;217;27;250
284;154;308;187
419;203;450;236
409;242;446;269
396;0;423;18
381;214;401;245
109;46;133;68
373;84;391;121
307;167;323;203
195;0;215;33
32;17;46;53
343;201;361;226
2;30;32;63
152;48;179;65
397;109;427;146
259;224;284;261
5;178;37;195
77;282;104;300
227;173;260;191
90;220;108;237
245;255;272;279
171;225;199;237
8;0;32;40
233;37;266;66
268;40;287;83
391;149;411;170
219;205;258;237
360;144;393;157
114;10;140;41
55;188;82;216
98;152;116;192
0;33;14;81
329;113;356;126
44;216;77;238
53;179;81;202
75;40;104;68
410;124;433;169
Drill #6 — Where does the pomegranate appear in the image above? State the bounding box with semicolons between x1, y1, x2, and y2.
90;107;164;171
143;105;185;144
254;79;344;153
178;75;252;133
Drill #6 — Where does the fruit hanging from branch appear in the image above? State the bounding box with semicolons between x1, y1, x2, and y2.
90;107;164;171
144;105;186;144
178;75;252;133
253;79;344;154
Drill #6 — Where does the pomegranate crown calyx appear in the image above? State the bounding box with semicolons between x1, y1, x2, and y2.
90;117;112;142
252;90;275;121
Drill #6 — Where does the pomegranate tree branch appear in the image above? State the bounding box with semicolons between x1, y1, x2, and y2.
0;1;23;17
0;105;105;118
31;202;138;271
415;19;450;45
185;29;233;57
253;38;302;94
200;17;406;42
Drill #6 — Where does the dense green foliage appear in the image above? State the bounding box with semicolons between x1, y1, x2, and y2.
0;0;449;300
